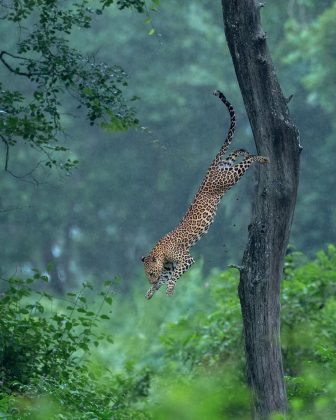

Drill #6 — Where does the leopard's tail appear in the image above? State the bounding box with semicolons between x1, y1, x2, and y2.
213;90;236;160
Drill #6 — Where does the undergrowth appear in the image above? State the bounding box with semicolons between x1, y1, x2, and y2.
1;246;336;419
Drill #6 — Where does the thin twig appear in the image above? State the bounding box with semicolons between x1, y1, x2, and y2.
0;50;33;77
2;135;9;170
0;204;33;213
0;50;42;77
1;135;42;185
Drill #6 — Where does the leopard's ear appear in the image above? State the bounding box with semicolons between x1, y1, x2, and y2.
141;256;146;262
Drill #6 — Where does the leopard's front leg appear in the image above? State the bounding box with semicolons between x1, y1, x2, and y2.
145;281;162;300
145;268;172;300
166;254;195;296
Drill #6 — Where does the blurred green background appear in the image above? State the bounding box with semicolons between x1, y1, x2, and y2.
1;0;335;418
1;0;335;289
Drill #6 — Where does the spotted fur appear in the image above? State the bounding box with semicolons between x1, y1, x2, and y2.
142;91;269;299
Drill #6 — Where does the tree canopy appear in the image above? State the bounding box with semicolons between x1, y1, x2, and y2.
0;0;148;171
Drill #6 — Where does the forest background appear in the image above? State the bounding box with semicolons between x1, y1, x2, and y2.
0;0;336;418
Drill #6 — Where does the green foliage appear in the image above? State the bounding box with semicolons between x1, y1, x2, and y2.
149;368;251;420
272;0;336;257
0;273;111;388
1;248;336;418
281;245;336;417
280;1;336;114
0;271;149;419
154;247;336;418
160;269;243;370
0;0;144;170
108;247;336;418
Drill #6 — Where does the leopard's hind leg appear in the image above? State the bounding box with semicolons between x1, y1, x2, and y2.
227;154;269;189
214;154;269;194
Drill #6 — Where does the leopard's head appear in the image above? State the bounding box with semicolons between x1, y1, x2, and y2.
141;254;163;284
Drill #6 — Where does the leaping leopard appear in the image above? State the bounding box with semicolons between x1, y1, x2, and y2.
142;90;269;299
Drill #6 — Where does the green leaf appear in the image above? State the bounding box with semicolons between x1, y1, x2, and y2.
77;308;87;313
104;280;113;286
104;296;113;305
46;261;54;274
100;114;130;132
82;87;94;96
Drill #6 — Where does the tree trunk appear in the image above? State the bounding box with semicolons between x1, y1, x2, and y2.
220;1;301;418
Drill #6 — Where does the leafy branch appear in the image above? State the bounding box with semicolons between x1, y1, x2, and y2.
0;0;146;172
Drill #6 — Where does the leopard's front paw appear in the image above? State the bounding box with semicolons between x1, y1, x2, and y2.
166;286;175;297
145;288;155;300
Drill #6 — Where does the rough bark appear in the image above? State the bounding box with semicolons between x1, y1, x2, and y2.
220;1;301;418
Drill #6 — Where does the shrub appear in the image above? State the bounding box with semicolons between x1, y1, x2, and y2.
0;272;149;419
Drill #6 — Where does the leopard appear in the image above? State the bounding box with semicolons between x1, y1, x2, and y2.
142;90;269;299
